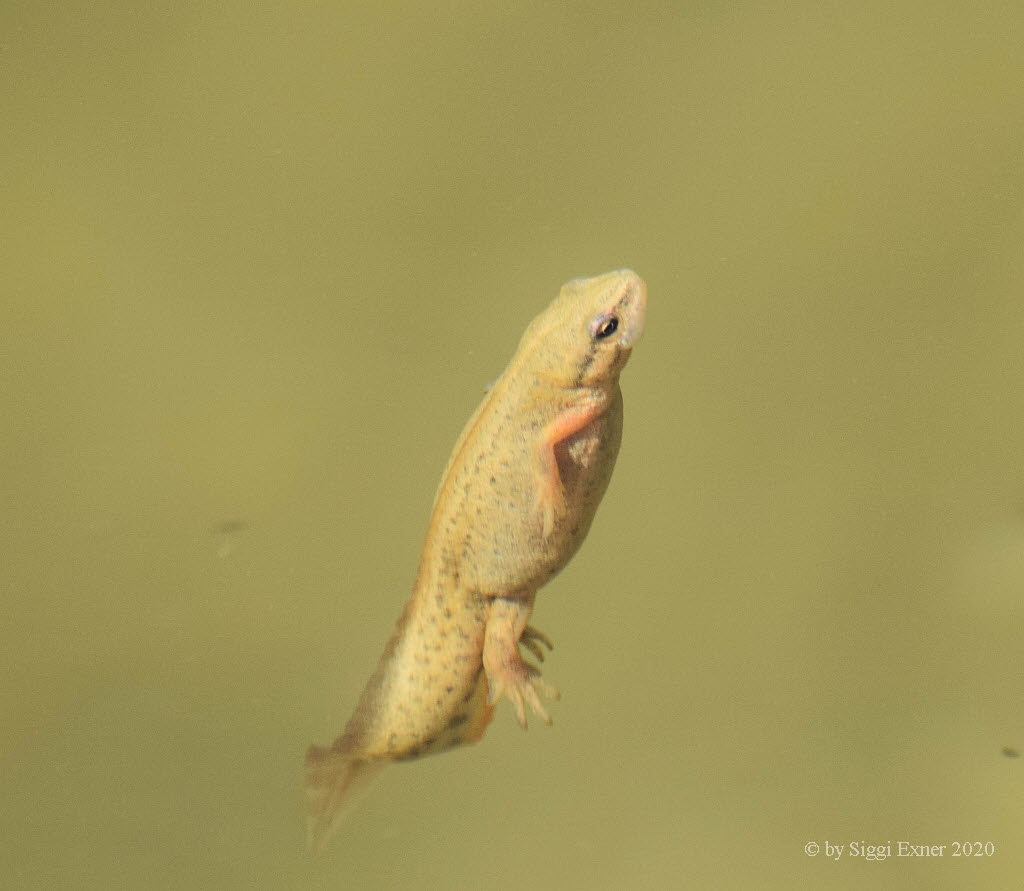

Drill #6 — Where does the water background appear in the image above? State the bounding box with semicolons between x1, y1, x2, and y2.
4;3;1024;888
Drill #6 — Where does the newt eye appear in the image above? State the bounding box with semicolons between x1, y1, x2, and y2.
592;315;619;340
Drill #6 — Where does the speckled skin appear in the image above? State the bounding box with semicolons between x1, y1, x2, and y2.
306;270;646;850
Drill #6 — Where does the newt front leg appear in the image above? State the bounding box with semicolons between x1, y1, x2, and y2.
483;596;560;727
534;397;608;537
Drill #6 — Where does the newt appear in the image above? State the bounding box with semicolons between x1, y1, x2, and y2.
306;269;647;850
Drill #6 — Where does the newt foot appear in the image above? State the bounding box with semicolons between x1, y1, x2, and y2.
520;625;554;662
487;661;560;728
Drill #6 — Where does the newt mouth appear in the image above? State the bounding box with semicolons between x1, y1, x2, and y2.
612;269;647;349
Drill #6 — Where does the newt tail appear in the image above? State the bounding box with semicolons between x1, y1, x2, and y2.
305;746;386;852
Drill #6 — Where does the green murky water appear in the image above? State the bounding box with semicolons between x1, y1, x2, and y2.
4;3;1023;888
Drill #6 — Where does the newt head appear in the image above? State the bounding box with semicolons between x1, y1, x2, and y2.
522;268;647;388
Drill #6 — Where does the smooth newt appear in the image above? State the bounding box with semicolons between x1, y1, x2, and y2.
306;269;647;849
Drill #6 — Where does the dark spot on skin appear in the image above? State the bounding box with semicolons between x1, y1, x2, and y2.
444;608;452;619
445;685;454;694
489;476;496;485
461;674;481;702
446;712;468;729
573;346;598;387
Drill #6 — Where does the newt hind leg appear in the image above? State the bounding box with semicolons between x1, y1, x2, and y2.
483;599;560;728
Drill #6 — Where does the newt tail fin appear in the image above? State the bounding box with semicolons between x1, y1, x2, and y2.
304;744;386;852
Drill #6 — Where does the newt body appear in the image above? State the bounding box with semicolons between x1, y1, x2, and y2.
306;270;646;849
